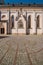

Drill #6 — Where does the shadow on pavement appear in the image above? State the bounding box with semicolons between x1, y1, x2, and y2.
0;36;9;39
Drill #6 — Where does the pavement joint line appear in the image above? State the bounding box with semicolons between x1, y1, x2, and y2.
0;44;11;64
13;44;19;65
27;47;43;54
18;53;27;54
25;44;33;65
24;44;43;54
31;47;43;54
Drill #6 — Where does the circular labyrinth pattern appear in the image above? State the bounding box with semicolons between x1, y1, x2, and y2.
0;35;43;65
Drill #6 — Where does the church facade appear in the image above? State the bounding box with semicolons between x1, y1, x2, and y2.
0;4;43;35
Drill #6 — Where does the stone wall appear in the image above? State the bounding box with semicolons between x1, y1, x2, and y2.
0;7;43;35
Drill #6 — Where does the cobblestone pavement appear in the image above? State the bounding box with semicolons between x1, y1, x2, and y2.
0;35;43;65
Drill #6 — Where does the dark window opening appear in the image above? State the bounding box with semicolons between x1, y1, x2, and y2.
2;15;6;18
28;15;31;29
37;15;40;28
1;28;4;34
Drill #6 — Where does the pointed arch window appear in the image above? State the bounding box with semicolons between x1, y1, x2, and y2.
18;20;23;29
11;15;14;28
28;15;31;29
37;15;40;28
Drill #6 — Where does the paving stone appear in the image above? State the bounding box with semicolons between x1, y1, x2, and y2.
0;35;43;65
